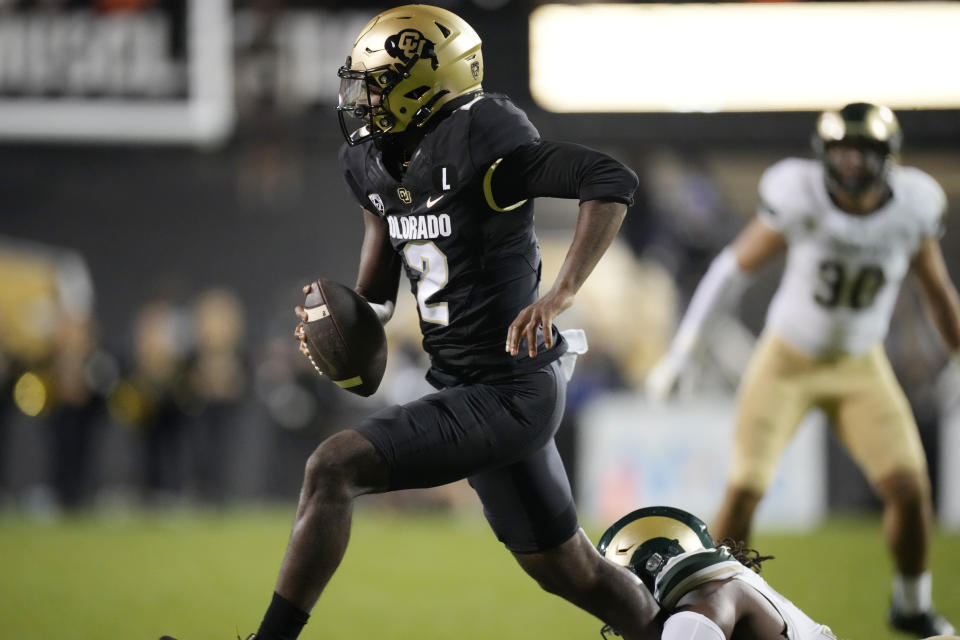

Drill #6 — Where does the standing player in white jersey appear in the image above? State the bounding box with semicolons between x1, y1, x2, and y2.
646;103;960;637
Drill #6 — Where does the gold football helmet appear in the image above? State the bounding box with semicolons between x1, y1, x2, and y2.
337;5;483;146
597;505;714;591
596;506;715;640
813;102;902;195
814;102;902;157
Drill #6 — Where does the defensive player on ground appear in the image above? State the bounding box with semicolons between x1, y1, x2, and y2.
223;6;655;640
597;506;837;640
646;103;959;637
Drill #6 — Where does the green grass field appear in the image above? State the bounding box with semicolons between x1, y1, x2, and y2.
0;505;957;640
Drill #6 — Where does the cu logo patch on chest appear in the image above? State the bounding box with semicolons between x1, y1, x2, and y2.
397;186;413;206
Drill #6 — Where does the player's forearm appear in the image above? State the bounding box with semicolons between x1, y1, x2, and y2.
550;199;626;296
923;283;960;354
671;248;751;356
354;264;400;305
355;256;400;325
913;238;960;354
354;210;401;305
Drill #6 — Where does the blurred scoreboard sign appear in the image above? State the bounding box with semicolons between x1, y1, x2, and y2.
0;0;232;144
530;2;960;113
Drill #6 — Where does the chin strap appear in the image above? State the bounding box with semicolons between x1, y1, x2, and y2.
411;90;451;128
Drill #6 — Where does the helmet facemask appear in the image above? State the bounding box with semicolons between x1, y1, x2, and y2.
337;59;396;147
822;140;889;196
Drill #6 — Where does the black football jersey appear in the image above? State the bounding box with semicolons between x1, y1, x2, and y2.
340;93;565;382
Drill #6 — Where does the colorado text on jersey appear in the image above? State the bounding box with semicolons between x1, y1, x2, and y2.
387;214;452;240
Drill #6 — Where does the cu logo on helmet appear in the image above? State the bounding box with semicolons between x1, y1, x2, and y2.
385;30;438;69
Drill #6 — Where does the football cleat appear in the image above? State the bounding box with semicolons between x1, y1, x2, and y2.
888;607;956;638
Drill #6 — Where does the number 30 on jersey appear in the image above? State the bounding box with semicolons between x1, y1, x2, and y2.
814;261;886;310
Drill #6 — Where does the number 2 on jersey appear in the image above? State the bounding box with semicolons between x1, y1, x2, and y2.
403;241;450;325
814;261;885;310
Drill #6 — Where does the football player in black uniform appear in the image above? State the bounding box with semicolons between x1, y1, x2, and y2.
254;6;658;640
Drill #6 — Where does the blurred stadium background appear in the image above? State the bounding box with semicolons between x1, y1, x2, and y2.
0;1;957;639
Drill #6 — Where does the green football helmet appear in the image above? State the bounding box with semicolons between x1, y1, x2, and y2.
337;4;483;146
596;506;715;592
812;102;902;195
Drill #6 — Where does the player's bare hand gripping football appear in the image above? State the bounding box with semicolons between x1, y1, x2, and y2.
506;199;626;358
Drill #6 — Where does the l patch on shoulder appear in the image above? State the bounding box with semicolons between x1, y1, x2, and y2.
433;166;456;192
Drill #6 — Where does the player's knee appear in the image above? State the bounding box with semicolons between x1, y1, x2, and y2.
302;441;351;502
302;430;384;501
876;471;928;508
724;486;763;512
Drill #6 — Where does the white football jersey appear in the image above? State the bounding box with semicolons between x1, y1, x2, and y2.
731;565;837;640
656;548;836;640
759;158;946;357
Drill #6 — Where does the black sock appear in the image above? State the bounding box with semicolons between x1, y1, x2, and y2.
256;592;310;640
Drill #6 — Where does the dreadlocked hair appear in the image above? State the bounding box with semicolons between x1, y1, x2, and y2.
719;538;775;574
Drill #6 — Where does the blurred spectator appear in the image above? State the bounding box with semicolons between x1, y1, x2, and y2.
186;288;248;505
642;150;739;304
0;316;18;503
108;296;192;504
0;238;101;510
45;315;117;510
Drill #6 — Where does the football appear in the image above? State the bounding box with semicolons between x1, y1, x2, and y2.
300;278;387;397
